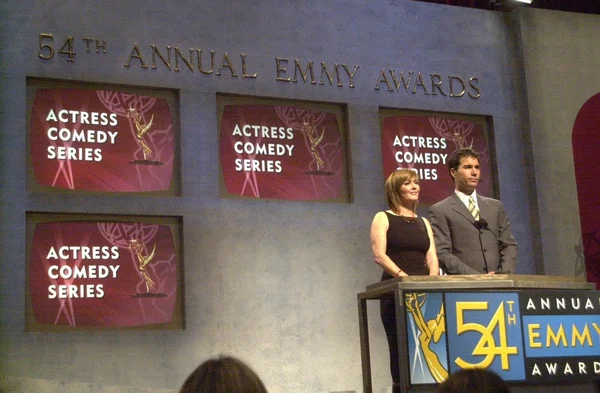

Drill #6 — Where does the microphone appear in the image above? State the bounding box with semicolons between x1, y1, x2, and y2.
475;218;499;241
474;217;506;273
474;218;489;273
474;219;488;230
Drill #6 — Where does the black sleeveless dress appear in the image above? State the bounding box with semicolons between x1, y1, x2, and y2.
380;212;430;280
379;212;430;385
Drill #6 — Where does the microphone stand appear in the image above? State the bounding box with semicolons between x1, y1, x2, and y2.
475;220;489;273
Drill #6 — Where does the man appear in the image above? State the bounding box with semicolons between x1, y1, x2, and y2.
429;148;517;274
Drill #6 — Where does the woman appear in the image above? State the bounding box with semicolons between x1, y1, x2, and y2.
179;355;268;393
370;169;439;391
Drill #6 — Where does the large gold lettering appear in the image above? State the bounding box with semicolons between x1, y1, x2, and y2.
197;50;215;74
374;69;393;91
454;301;518;370
389;70;413;92
572;324;593;347
216;52;238;77
412;72;429;95
528;323;542;348
319;62;341;86
151;45;172;70
275;57;291;82
546;325;567;348
293;60;316;84
124;42;148;68
241;54;257;79
174;48;194;72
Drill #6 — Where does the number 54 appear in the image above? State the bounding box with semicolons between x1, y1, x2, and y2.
454;301;518;370
39;33;75;62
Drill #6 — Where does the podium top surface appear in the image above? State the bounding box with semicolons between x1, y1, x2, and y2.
361;274;593;299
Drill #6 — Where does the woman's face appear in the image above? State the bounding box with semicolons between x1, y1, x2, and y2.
399;176;419;205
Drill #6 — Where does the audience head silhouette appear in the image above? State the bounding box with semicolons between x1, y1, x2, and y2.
436;369;510;393
179;355;268;393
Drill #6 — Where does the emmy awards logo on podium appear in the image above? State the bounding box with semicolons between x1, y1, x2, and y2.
129;239;166;298
127;108;163;166
405;292;448;383
301;121;334;176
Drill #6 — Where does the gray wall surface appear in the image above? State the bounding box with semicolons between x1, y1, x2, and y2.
519;8;600;277
0;1;595;393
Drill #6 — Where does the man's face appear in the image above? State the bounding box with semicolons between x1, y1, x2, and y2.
451;156;480;194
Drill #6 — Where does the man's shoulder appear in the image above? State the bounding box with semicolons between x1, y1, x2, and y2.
430;195;455;210
478;194;503;206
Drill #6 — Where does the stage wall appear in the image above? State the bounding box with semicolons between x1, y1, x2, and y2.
519;9;600;279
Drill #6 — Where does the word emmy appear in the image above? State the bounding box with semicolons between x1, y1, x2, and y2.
44;109;119;162
527;323;600;350
45;245;121;299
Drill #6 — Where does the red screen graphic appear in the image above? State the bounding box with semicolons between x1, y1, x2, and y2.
29;88;175;192
381;115;493;205
28;221;178;327
573;93;600;288
220;105;345;201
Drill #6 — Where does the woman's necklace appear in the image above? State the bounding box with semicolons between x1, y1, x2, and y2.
396;210;417;223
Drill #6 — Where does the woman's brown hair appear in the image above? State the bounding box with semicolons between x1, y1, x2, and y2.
385;168;419;214
436;369;510;393
179;356;268;393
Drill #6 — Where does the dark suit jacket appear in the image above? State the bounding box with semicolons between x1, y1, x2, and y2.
429;193;517;274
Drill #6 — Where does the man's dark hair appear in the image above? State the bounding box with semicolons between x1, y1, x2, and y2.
448;148;480;174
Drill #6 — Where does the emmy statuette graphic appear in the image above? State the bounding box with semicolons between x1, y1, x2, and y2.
127;108;163;166
405;292;448;383
129;239;166;298
301;121;334;176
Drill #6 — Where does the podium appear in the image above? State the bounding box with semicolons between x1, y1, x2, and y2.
357;275;596;393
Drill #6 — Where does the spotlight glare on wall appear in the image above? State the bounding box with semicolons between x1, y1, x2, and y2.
513;0;533;3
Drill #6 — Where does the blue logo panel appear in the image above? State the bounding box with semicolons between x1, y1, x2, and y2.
445;292;525;381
